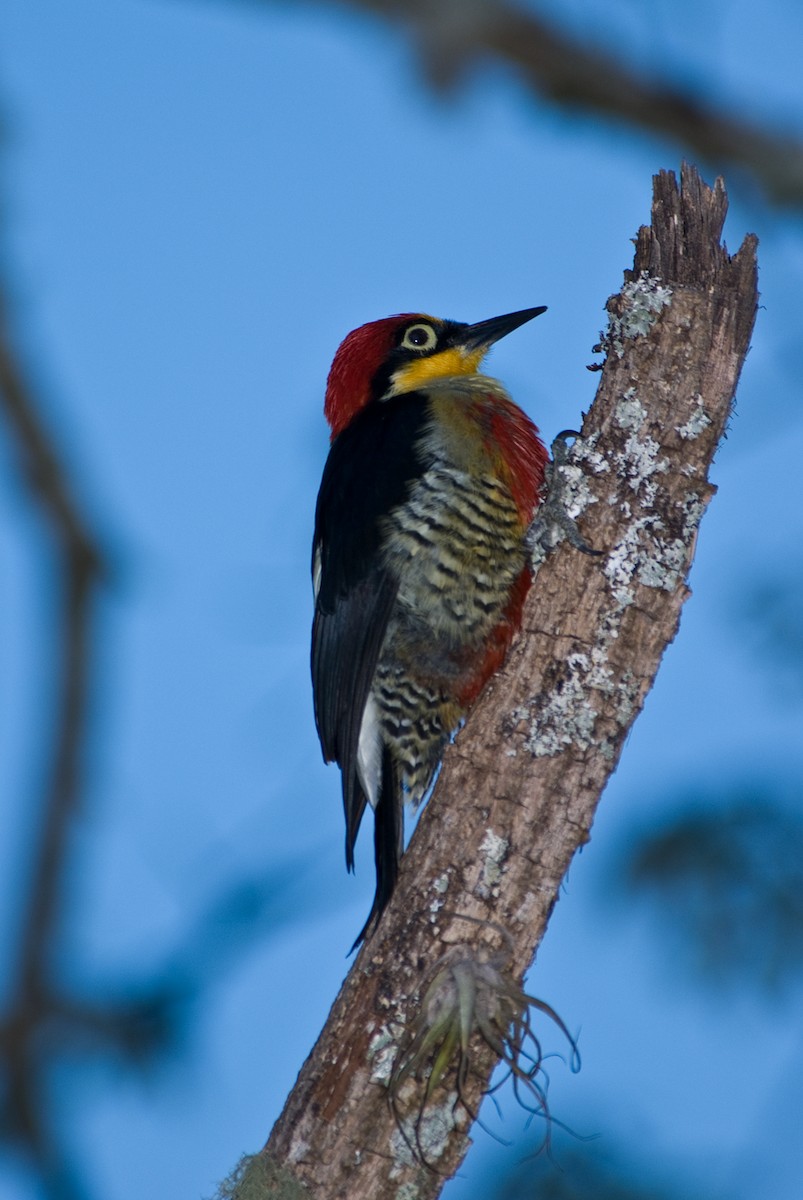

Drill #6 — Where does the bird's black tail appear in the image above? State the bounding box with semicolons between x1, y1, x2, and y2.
350;746;403;952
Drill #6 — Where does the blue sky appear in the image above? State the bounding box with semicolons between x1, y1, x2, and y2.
1;2;803;1198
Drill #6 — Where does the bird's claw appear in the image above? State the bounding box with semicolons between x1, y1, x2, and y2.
526;430;602;559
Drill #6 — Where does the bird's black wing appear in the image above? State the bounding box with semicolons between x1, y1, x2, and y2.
311;392;430;868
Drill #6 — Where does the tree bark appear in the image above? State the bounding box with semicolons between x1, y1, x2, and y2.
226;164;758;1199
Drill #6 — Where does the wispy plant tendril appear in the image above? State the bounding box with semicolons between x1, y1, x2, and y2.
386;916;580;1167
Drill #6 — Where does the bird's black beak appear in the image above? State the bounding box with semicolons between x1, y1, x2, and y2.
457;306;547;353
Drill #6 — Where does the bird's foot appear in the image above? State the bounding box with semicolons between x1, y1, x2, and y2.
526;430;602;563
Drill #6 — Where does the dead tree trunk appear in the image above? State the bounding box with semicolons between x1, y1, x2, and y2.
221;164;758;1200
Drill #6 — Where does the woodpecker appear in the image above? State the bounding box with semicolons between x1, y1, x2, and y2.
312;307;549;947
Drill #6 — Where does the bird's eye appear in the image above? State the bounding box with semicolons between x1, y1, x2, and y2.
401;322;438;352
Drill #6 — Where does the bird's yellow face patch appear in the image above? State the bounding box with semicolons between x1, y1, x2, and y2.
389;346;487;395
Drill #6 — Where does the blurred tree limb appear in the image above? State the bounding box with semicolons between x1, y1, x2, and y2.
225;165;758;1198
238;0;803;207
1;299;173;1196
615;789;803;993
0;294;315;1197
0;292;107;1183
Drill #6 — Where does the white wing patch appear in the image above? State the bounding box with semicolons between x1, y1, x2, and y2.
357;694;382;810
312;542;322;602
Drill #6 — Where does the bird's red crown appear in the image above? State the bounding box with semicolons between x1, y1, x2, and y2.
324;315;418;440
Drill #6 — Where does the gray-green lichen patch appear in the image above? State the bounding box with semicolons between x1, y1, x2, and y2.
614;671;642;727
522;564;642;756
638;535;687;591
570;431;610;477
603;273;673;358
560;432;609;519
605;505;694;599
678;491;706;538
676;394;712;440
389;1093;460;1178
603;516;654;608
524;662;600;758
395;1183;421;1200
614;430;669;504
369;1026;400;1085
476;829;509;897
524;644;620;758
429;871;450;919
611;485;706;597
614;387;647;431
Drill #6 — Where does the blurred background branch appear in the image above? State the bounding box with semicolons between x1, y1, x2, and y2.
610;787;803;994
248;0;803;206
0;287;107;1191
0;277;312;1194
